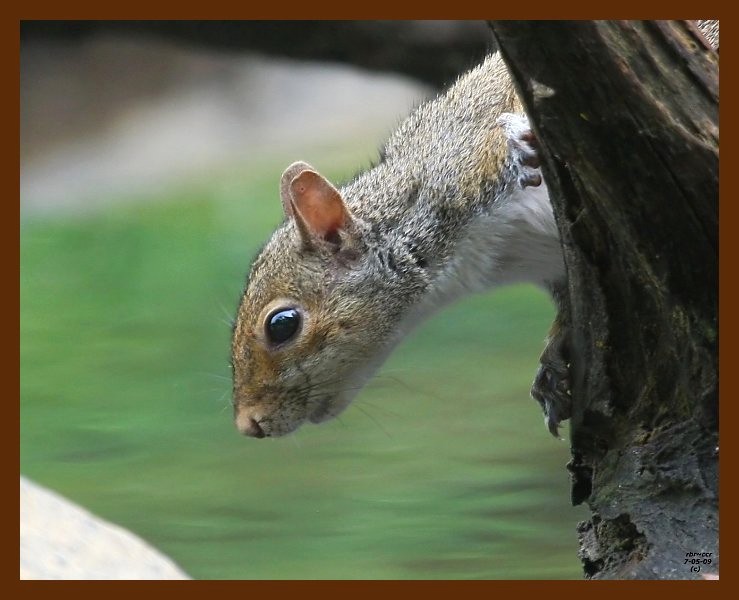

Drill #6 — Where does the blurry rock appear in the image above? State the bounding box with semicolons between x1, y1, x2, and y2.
20;477;190;580
21;36;429;215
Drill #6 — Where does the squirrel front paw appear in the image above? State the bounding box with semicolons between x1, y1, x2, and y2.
531;315;572;437
498;112;542;189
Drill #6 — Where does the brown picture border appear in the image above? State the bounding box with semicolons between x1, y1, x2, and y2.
13;6;729;597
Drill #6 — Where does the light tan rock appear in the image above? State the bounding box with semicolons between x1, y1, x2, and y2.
20;477;190;580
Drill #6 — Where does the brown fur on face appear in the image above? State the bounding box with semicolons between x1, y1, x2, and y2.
231;213;408;437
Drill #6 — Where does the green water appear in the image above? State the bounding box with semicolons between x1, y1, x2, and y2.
20;166;587;579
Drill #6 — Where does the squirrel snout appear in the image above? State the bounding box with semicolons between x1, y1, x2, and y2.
234;408;266;438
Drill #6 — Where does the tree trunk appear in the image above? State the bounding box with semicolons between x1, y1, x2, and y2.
489;20;718;579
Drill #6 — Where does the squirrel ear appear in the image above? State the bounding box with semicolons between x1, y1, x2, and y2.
280;162;352;245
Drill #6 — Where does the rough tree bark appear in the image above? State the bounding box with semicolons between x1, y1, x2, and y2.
489;21;718;579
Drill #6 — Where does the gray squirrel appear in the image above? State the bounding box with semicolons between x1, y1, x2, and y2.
231;20;718;439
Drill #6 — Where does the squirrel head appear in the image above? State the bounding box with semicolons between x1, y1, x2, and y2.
231;162;420;438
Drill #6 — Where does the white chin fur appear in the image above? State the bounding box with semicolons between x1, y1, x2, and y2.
307;349;394;425
308;391;355;424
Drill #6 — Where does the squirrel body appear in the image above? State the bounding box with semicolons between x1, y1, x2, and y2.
232;20;717;438
232;52;562;438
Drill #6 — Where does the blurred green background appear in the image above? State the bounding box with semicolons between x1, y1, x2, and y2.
21;31;587;580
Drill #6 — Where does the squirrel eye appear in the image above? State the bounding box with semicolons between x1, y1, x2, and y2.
265;308;301;345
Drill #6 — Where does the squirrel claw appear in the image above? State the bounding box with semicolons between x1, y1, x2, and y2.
531;360;572;437
530;317;572;437
498;112;543;189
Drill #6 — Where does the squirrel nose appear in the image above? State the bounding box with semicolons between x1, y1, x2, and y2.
235;409;266;438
